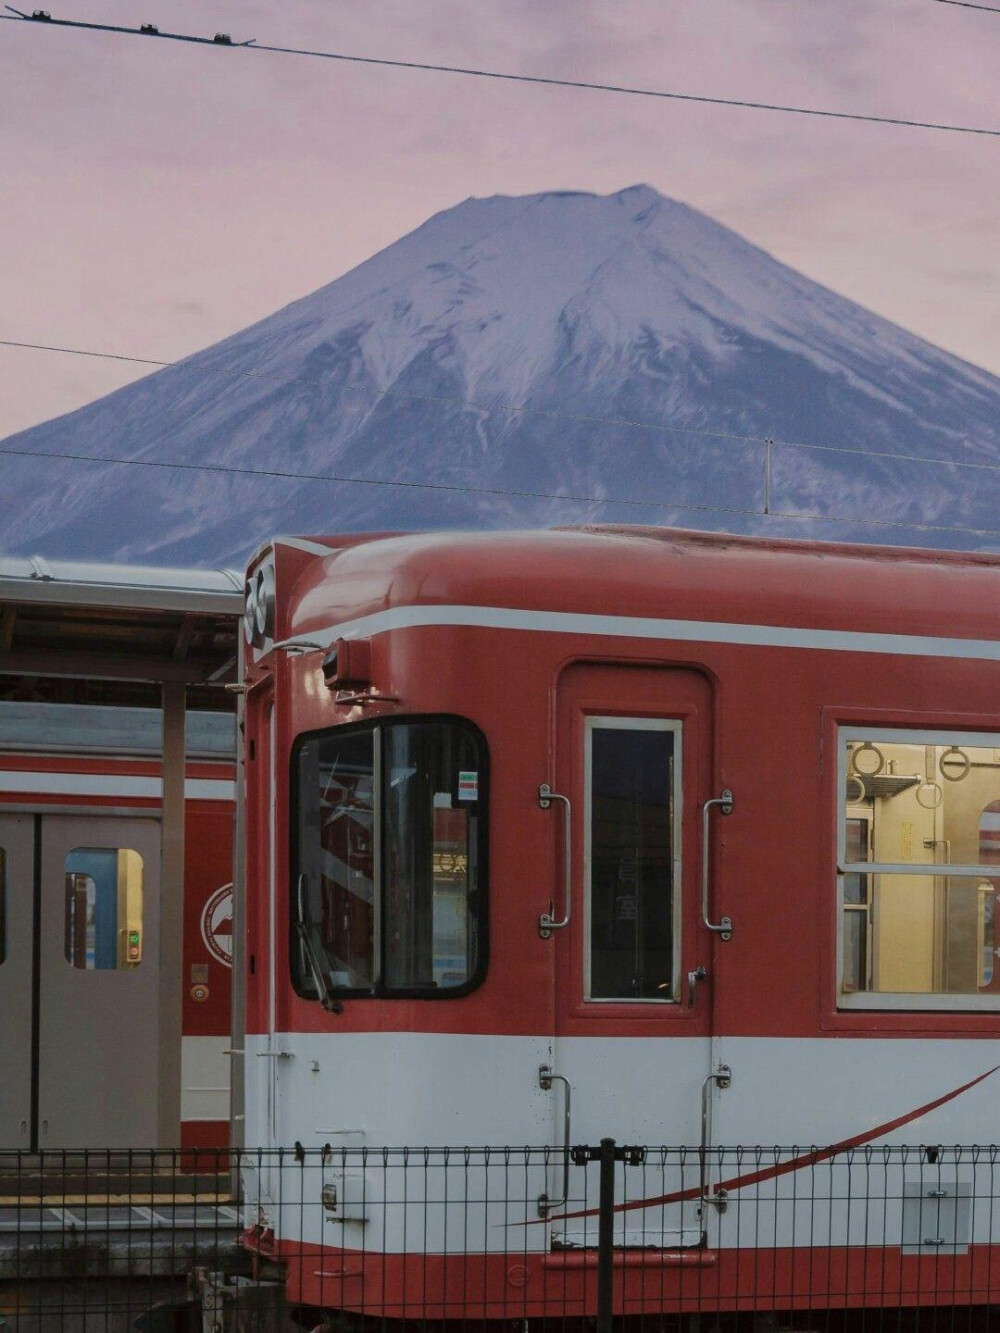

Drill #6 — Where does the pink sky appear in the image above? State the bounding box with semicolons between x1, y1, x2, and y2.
1;0;997;441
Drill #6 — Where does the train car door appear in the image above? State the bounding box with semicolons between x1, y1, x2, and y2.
0;814;34;1146
544;663;719;1245
256;694;283;1207
37;815;161;1148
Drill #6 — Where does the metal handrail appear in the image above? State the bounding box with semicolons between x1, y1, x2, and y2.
702;789;734;939
538;783;572;937
699;1064;732;1209
538;1064;572;1216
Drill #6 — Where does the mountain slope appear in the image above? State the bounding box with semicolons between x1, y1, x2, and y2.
2;184;998;564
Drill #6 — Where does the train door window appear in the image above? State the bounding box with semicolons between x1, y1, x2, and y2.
64;848;144;970
585;718;680;1002
838;731;1000;1010
292;717;486;1001
0;846;5;965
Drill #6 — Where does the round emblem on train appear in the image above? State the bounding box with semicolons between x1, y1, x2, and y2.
200;883;233;968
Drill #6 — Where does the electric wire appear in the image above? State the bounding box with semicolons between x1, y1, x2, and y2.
931;0;1000;13
2;8;999;139
2;336;998;477
0;339;172;369
3;441;1000;543
2;18;995;538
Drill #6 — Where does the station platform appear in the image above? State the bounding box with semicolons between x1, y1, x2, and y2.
0;1165;240;1281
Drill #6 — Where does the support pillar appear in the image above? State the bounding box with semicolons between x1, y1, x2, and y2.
159;682;186;1149
228;656;246;1154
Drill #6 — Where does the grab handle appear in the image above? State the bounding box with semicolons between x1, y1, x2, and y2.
538;784;572;938
702;790;734;940
538;1064;571;1216
699;1064;732;1209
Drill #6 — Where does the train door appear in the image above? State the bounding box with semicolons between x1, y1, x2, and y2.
258;695;283;1205
0;814;34;1146
543;663;719;1245
37;815;161;1147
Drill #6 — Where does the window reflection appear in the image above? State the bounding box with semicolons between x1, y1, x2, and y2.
842;815;871;993
383;724;481;991
293;720;485;999
298;729;376;990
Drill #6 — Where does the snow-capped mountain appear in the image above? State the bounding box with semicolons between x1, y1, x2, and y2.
2;184;998;565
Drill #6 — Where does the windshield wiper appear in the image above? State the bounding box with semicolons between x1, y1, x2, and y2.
296;873;344;1014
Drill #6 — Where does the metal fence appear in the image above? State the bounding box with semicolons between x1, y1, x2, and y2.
3;1144;1000;1330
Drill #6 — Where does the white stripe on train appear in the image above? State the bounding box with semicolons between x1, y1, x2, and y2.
0;771;235;799
289;604;1000;661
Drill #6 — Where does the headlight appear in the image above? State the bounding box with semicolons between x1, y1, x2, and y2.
255;564;275;640
243;581;257;644
244;561;275;647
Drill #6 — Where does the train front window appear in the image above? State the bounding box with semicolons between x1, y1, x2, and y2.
383;723;482;991
293;718;486;1000
838;731;1000;1009
295;728;376;991
586;719;679;1002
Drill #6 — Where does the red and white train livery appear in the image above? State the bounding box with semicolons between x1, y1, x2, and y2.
0;703;235;1150
240;526;1000;1319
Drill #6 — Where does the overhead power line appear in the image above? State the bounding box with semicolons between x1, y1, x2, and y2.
0;338;172;368
932;0;1000;13
2;441;1000;543
3;8;999;139
2;334;998;478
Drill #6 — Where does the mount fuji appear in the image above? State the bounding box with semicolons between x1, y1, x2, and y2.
2;184;998;565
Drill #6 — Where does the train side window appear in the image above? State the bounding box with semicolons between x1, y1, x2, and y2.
292;717;487;1001
0;846;6;965
838;732;1000;1009
586;719;679;1002
64;848;144;970
841;814;872;993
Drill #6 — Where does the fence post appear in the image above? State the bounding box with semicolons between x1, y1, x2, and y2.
597;1137;616;1333
571;1138;646;1331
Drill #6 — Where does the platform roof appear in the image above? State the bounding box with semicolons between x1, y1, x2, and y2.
0;555;243;612
0;556;245;691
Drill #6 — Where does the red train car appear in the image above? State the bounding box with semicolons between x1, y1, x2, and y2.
239;527;1000;1320
0;702;235;1149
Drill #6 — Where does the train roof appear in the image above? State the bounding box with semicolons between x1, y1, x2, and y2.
280;525;1000;647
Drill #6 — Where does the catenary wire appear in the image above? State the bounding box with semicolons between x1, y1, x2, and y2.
2;441;1000;542
2;9;999;139
2;335;998;477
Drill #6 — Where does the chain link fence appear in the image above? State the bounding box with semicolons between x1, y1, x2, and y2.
2;1144;999;1330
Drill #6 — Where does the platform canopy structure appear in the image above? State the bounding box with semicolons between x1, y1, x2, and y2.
0;556;245;1151
0;555;243;700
